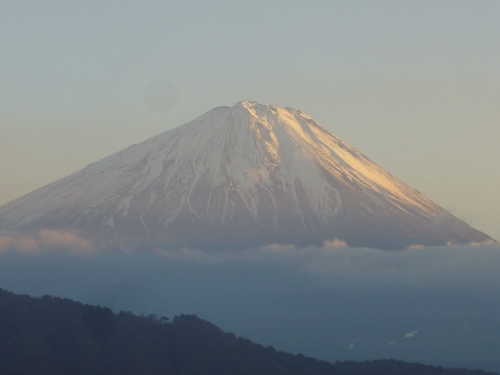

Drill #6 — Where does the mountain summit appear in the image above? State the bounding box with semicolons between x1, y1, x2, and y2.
0;101;492;249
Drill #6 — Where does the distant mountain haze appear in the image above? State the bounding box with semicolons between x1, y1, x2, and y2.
0;101;493;250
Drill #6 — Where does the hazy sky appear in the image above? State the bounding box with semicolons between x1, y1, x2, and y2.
1;1;499;239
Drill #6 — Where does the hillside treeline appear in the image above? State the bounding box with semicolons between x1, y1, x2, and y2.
0;288;495;375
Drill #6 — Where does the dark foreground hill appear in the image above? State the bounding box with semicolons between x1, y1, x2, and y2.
0;288;496;375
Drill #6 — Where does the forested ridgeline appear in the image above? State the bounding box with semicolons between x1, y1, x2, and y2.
0;288;495;375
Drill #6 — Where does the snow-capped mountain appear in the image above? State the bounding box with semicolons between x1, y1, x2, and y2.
0;101;493;250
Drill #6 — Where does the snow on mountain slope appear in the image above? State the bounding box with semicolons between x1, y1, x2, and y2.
0;101;493;250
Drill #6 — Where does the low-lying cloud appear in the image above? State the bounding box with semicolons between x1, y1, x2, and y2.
0;233;38;253
0;229;94;254
1;232;498;295
148;239;500;294
0;237;499;371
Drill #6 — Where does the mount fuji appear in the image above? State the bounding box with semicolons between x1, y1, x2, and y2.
0;101;493;250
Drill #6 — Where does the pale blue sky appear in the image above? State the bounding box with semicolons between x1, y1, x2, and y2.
1;1;499;239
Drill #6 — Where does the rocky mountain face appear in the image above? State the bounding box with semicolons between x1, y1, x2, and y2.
0;101;492;250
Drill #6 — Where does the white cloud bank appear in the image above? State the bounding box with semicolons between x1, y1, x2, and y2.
0;230;94;254
146;239;500;295
1;232;498;295
0;238;499;371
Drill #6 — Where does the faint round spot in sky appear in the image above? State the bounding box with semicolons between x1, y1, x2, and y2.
143;80;179;113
